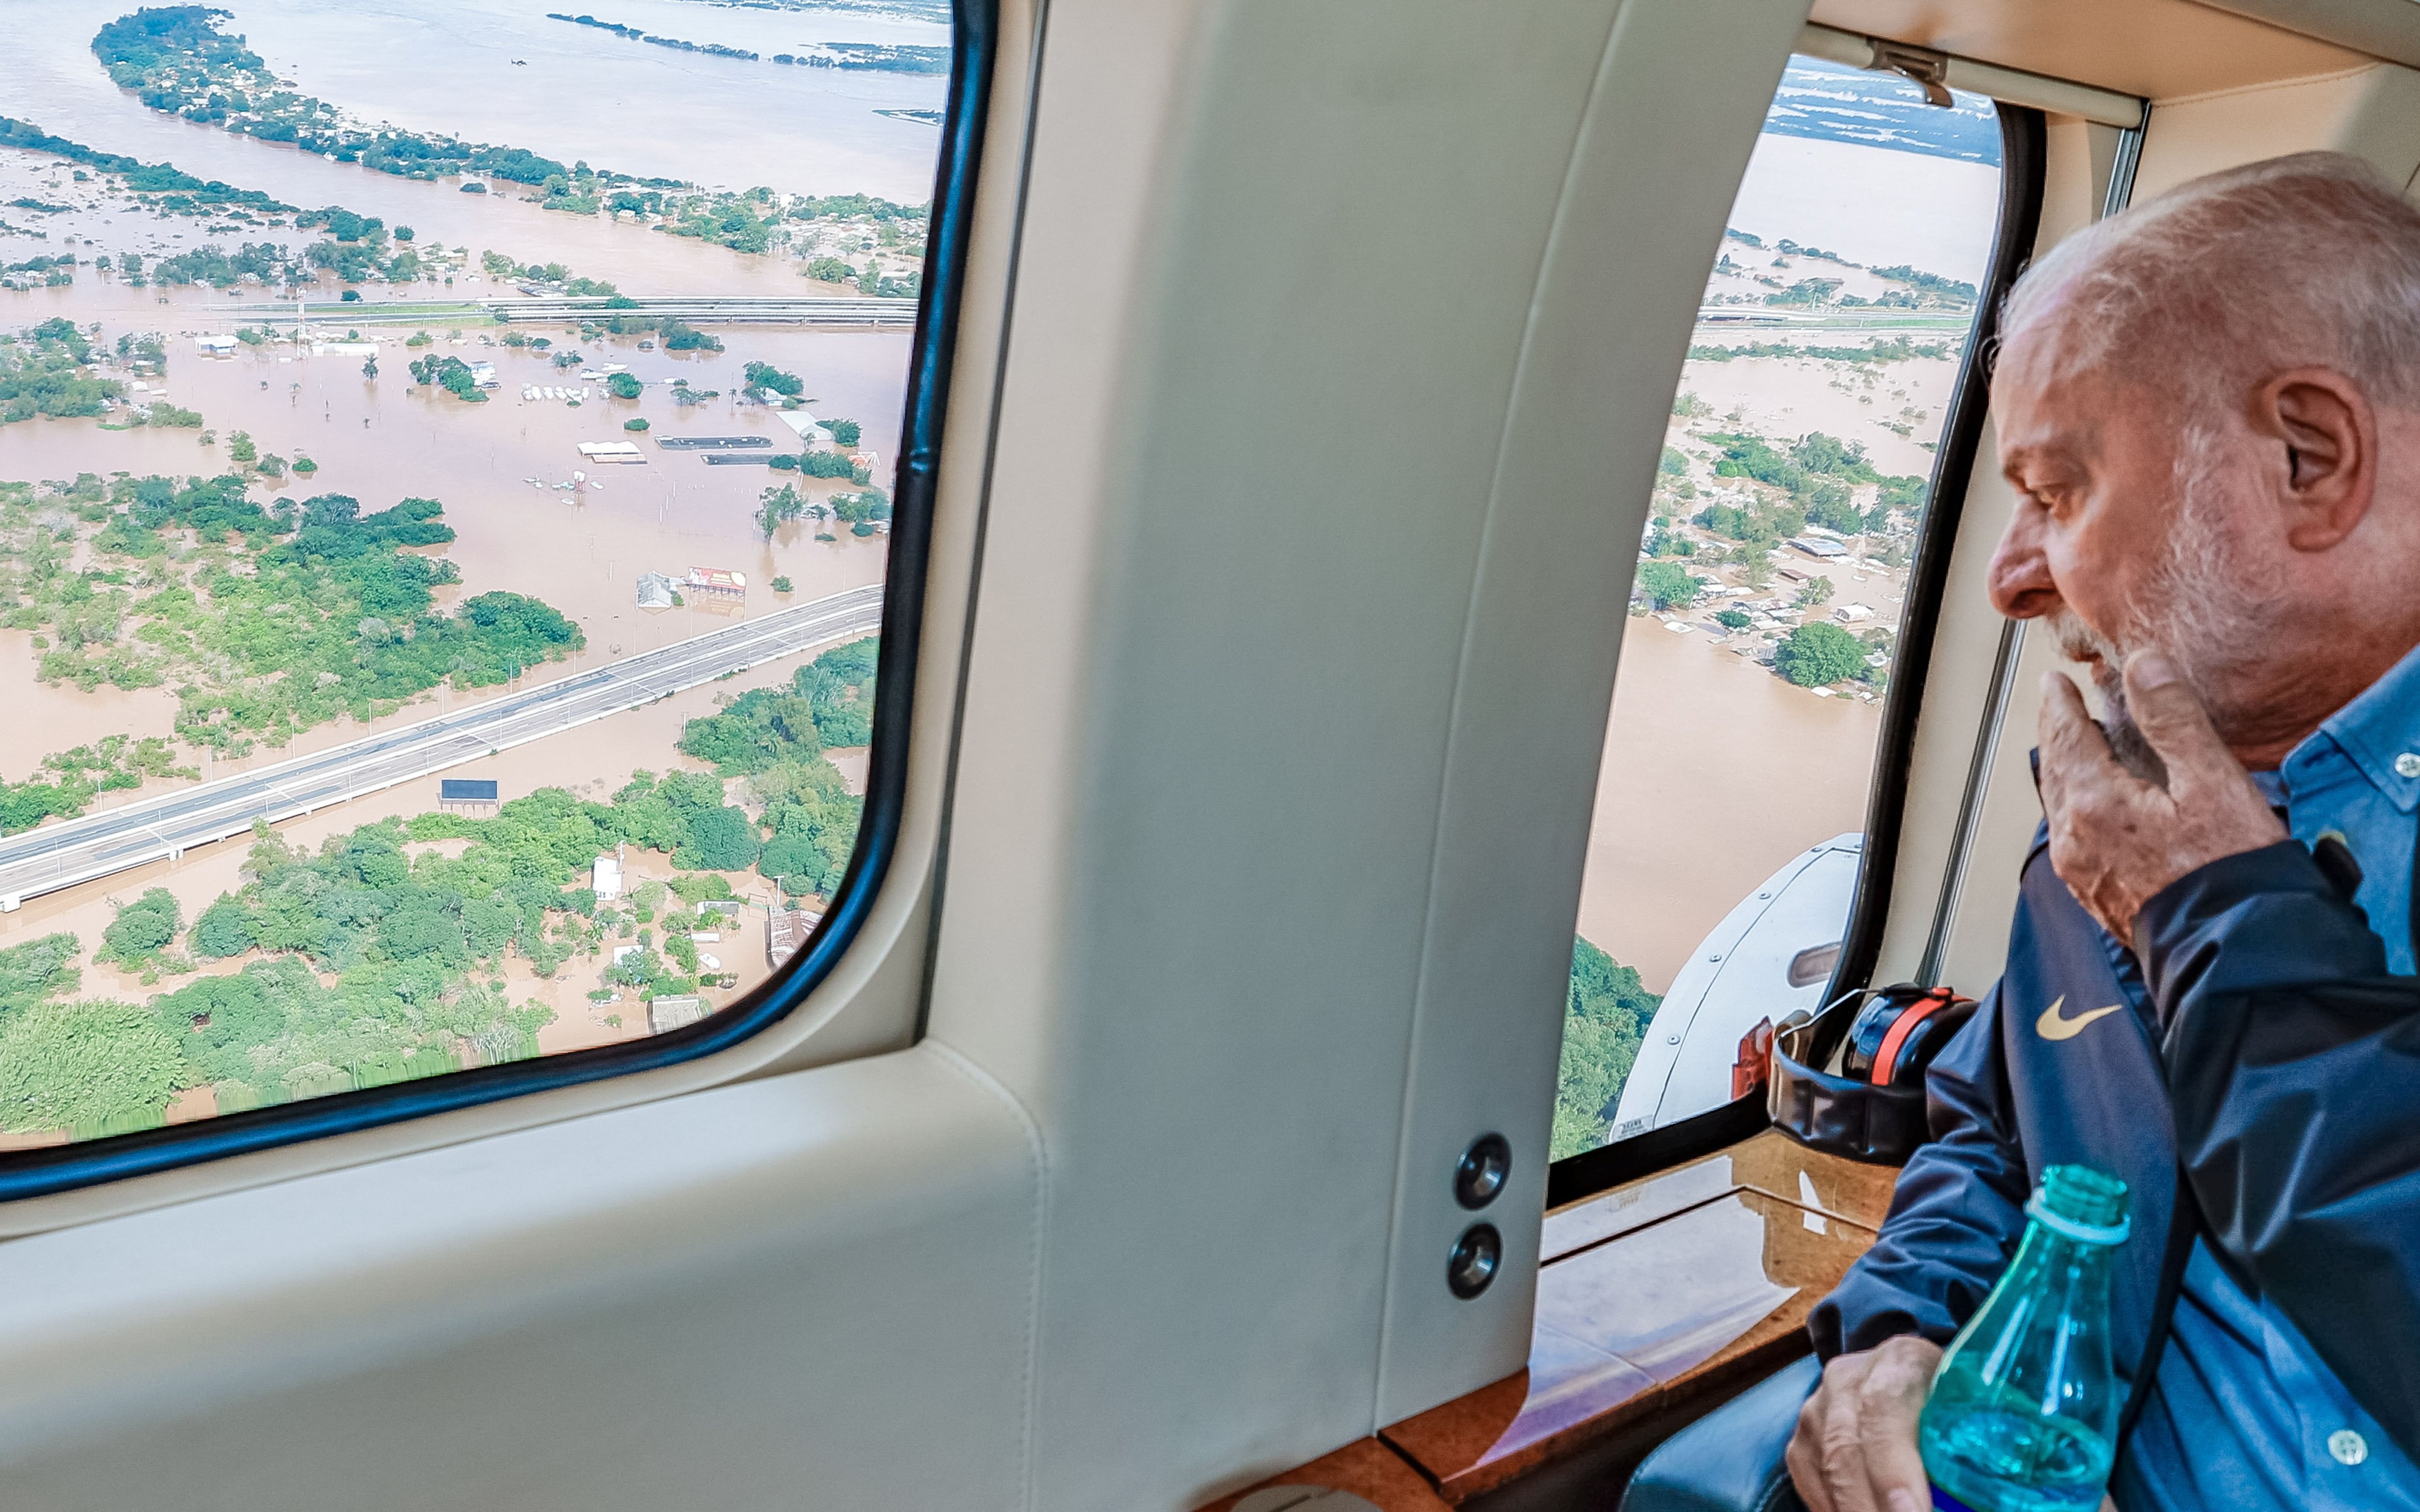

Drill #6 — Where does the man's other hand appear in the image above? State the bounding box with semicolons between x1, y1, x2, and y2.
1786;1335;1941;1512
2038;652;2286;941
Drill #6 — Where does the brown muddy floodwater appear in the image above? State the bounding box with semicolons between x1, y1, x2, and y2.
1576;622;1881;994
4;0;949;204
0;320;904;778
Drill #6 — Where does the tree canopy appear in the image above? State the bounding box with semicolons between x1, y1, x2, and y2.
1774;621;1866;688
1636;559;1704;612
0;997;183;1135
1552;937;1660;1158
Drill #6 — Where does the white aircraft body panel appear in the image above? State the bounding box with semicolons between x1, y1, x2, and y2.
1605;833;1863;1141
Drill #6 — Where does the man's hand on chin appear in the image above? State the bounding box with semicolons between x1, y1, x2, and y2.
2038;652;2287;943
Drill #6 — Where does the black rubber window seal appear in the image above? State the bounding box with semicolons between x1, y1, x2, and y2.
1547;100;2049;1213
0;0;1003;1205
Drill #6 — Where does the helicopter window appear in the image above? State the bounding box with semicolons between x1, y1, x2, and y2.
0;2;987;1198
1550;54;2014;1165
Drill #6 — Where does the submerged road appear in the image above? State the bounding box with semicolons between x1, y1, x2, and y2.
0;584;886;911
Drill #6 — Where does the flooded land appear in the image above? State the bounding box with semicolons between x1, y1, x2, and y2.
1554;60;2008;1155
0;0;944;1141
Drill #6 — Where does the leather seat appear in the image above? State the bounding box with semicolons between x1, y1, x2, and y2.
1617;1356;1819;1512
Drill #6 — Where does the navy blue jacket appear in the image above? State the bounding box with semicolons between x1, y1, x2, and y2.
1809;830;2420;1461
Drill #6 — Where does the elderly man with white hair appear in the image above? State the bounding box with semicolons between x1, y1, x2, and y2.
1783;151;2420;1512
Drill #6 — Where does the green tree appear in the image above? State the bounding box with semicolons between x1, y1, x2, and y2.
1635;559;1704;612
1659;446;1689;477
1715;607;1752;631
1773;621;1866;688
191;896;256;958
99;886;181;964
755;482;806;539
228;429;257;464
0;997;183;1134
1552;938;1659;1158
0;932;80;1017
674;804;760;873
1787;432;1877;480
1876;475;1928;518
606;372;643;400
741;361;803;398
1803;481;1863;535
1795;574;1835;609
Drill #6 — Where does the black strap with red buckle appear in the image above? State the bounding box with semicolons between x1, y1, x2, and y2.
1742;983;1978;1164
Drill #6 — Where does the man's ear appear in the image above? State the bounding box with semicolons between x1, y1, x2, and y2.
2257;368;2375;551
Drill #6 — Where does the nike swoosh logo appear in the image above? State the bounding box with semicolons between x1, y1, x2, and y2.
2035;995;2124;1042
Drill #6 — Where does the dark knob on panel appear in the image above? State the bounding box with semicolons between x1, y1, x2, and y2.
1454;1132;1512;1210
1447;1223;1501;1300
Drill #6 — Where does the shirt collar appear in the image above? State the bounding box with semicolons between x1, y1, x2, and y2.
2282;639;2420;815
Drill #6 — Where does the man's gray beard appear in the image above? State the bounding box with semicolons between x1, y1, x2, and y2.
2040;424;2281;788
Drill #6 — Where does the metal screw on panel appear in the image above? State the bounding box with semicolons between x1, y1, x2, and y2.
1454;1133;1512;1210
1447;1223;1502;1300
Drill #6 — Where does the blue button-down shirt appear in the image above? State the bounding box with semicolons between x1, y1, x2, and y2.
2117;644;2420;1511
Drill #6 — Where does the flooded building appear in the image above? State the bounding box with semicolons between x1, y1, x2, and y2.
592;853;623;902
648;995;709;1033
438;778;500;813
684;567;746;598
766;907;825;971
635;571;677;609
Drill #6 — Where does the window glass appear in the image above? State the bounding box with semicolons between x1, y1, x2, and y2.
1551;58;2004;1159
0;2;948;1146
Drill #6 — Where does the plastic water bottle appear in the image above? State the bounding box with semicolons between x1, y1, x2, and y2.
1918;1164;2131;1512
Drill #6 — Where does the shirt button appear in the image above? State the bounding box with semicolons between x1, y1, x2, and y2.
2396;753;2420;778
2329;1429;2369;1466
